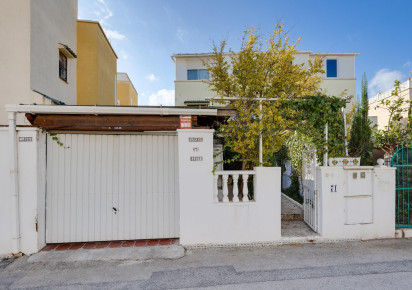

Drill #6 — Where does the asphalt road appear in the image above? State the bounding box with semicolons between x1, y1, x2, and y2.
1;239;412;289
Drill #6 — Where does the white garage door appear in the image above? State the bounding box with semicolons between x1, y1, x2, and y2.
46;133;179;243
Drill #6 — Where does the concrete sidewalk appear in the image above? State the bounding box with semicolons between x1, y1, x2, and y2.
1;239;412;289
28;244;185;263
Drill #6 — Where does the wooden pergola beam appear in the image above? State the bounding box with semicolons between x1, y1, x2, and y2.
25;114;181;131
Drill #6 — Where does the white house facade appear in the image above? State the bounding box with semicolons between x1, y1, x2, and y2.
0;0;78;125
172;51;359;110
368;78;412;130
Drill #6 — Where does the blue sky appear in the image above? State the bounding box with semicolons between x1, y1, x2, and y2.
78;0;412;105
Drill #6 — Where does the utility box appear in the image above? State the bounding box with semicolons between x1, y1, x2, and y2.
317;165;396;240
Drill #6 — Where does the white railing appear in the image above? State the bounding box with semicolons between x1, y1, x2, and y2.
213;170;255;203
369;79;412;104
302;150;319;232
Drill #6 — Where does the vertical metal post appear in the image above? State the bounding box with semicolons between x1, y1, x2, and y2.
259;100;263;166
342;107;348;156
323;122;328;166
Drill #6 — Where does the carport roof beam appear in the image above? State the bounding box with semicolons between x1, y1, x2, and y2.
5;104;219;116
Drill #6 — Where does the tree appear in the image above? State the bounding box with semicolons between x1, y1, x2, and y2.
373;80;412;155
204;26;324;168
349;73;373;165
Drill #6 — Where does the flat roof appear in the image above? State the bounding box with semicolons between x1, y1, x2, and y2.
172;51;360;58
5;104;235;117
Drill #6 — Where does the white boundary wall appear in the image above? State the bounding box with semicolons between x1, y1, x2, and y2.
317;166;396;240
0;128;46;256
178;129;281;245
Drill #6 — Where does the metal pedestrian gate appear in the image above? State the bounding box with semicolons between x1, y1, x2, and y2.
302;150;319;232
391;143;412;228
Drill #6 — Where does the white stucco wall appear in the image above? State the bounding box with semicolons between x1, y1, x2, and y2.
0;0;33;126
175;81;215;106
0;128;47;257
0;130;13;256
30;0;78;105
317;166;396;240
178;129;281;245
0;0;77;125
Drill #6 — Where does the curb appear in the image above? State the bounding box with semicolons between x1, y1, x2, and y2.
183;237;361;249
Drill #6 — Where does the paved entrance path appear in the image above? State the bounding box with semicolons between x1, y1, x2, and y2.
281;194;304;221
1;239;412;289
281;194;317;238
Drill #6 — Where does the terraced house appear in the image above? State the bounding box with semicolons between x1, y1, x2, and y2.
0;0;78;125
172;51;359;110
0;0;138;128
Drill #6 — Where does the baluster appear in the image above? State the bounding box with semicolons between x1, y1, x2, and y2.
222;175;229;202
213;174;218;202
233;174;240;202
242;174;249;202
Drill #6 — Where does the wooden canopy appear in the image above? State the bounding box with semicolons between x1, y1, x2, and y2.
25;108;235;131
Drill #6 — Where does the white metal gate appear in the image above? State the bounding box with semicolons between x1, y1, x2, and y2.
46;133;179;243
302;150;319;232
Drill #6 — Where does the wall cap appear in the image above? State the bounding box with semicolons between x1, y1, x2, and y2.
177;129;214;133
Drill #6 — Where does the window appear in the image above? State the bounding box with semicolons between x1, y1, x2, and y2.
326;59;337;78
187;69;209;80
59;51;67;82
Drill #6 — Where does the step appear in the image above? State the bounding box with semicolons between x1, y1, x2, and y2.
281;213;304;221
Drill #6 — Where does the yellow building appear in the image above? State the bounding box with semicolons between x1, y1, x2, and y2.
77;20;117;105
116;73;138;106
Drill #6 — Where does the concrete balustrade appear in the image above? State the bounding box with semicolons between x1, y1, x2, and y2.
213;171;255;203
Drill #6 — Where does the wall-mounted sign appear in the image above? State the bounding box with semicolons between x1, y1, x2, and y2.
19;137;32;142
330;185;337;192
180;116;192;129
189;137;203;142
190;156;203;161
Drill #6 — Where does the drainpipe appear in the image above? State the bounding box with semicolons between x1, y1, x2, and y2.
8;112;20;254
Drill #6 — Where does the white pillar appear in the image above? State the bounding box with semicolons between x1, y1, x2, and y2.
178;129;214;245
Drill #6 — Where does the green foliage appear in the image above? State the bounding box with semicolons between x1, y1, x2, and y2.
372;80;412;154
271;145;288;170
212;143;241;173
287;95;347;160
349;74;373;165
49;133;70;149
204;25;324;168
285;132;315;176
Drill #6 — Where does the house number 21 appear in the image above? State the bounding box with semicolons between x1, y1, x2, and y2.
330;185;337;192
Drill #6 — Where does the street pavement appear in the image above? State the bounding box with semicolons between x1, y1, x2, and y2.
1;239;412;289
